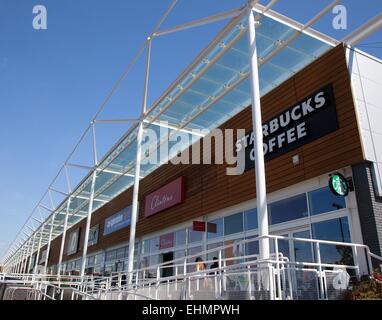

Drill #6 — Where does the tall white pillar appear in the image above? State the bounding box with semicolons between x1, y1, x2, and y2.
247;8;270;260
127;39;152;284
80;171;98;277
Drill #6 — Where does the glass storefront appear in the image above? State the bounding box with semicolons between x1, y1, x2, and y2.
63;186;353;277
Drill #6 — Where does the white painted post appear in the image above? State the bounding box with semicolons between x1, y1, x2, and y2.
80;121;99;278
247;7;270;261
80;171;98;277
127;38;152;284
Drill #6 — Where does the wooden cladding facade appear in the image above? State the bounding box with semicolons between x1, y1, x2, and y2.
45;44;364;267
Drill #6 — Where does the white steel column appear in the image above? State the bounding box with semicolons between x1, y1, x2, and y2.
247;7;270;260
34;229;44;274
57;198;72;276
80;171;98;277
44;215;55;274
80;121;99;278
127;39;152;284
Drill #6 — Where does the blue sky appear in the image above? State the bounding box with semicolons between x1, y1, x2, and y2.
0;0;381;259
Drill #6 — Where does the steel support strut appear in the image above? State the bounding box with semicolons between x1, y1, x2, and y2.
127;38;152;284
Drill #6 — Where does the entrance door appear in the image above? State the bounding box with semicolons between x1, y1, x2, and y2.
292;230;313;263
161;252;174;278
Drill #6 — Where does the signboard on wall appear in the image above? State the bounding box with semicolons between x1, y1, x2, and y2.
145;177;185;218
159;233;175;250
192;221;217;233
88;224;99;247
67;228;81;256
236;84;338;171
104;206;133;236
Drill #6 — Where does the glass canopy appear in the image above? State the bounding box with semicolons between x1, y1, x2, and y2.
10;9;335;257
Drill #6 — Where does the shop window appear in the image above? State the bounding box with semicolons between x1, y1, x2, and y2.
269;194;308;225
207;242;223;268
116;247;125;260
292;230;313;263
224;212;244;236
188;228;203;243
87;256;95;267
312;217;353;265
207;218;223;240
175;229;187;246
270;233;290;259
105;250;117;262
309;187;346;215
74;259;81;270
174;250;186;275
224;238;245;266
245;236;259;258
187;246;203;273
141;240;150;255
150;237;160;252
245;208;258;231
94;253;104;265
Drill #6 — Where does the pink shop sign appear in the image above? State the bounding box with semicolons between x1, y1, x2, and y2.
144;177;185;218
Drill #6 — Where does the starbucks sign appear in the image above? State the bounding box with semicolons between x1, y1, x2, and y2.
329;173;349;197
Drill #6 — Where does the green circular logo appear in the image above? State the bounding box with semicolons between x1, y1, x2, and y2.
329;173;349;197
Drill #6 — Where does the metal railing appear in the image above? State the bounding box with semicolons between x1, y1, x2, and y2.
2;235;382;300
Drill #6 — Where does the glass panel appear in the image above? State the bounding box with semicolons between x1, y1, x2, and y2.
175;229;187;246
141;239;150;255
116;247;125;260
224;238;245;266
207;242;223;270
150;237;160;252
105;250;116;262
309;187;347;215
224;212;244;236
188;228;203;243
187;246;203;273
244;208;258;231
269;194;308;225
245;236;259;257
174;250;186;275
312;217;353;265
95;253;105;266
207;218;223;240
270;234;290;259
293;230;313;263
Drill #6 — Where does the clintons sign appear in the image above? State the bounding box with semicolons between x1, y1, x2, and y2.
145;177;185;218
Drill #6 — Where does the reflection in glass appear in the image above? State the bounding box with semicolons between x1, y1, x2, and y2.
293;230;313;263
188;228;203;243
312;217;353;265
207;218;223;240
245;208;258;231
309;187;346;215
224;213;244;236
175;229;187;246
150;237;160;252
269;194;308;225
